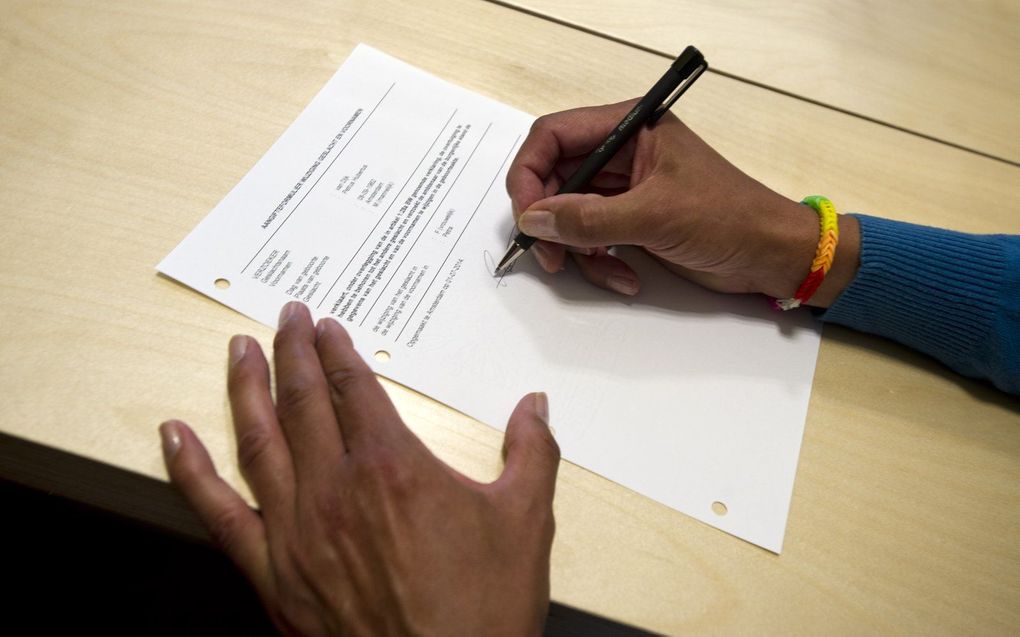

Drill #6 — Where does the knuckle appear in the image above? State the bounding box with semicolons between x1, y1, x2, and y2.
323;362;375;398
506;483;556;526
536;505;556;543
581;193;609;226
275;375;321;419
545;512;557;541
236;426;273;475
385;464;417;496
568;208;592;239
207;506;247;553
517;428;560;464
311;492;349;534
522;490;555;519
535;427;561;462
565;198;599;238
355;447;415;495
530;114;552;133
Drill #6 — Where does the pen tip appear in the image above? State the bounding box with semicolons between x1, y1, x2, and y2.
494;242;524;276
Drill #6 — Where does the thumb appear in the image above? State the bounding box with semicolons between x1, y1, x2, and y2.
517;190;647;248
498;392;560;502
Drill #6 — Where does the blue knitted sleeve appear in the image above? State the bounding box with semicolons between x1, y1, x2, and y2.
818;214;1019;395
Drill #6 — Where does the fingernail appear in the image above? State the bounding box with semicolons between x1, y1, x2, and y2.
607;275;639;296
229;335;248;365
535;392;549;425
159;421;183;460
518;210;558;240
279;301;301;326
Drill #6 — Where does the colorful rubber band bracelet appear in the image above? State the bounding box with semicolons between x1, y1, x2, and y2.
769;196;839;311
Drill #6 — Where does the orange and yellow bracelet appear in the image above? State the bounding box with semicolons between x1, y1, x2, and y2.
769;196;839;311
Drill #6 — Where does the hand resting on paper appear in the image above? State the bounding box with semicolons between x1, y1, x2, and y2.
159;301;559;635
505;99;861;307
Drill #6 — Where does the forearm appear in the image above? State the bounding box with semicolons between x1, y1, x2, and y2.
817;215;1020;395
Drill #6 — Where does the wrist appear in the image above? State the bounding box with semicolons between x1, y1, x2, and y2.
751;198;820;299
807;213;859;307
752;200;860;308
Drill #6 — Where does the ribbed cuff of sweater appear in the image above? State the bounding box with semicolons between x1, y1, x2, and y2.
818;214;1018;394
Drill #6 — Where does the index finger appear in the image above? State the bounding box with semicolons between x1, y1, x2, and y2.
506;99;639;218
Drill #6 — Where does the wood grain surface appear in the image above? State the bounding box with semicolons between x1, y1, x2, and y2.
498;0;1020;164
1;0;1018;633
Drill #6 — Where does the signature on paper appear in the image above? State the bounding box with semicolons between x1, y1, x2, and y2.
482;224;519;288
483;250;511;288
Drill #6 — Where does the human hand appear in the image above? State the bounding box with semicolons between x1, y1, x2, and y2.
506;100;859;306
159;302;559;636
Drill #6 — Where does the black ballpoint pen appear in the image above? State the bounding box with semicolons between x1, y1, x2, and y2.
495;46;708;274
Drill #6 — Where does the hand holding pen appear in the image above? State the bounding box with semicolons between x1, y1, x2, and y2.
503;74;860;306
497;46;707;274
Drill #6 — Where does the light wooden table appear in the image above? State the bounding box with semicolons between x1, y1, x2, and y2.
499;0;1020;165
1;0;1018;634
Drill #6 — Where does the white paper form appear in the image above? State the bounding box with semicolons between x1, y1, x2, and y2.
159;44;822;552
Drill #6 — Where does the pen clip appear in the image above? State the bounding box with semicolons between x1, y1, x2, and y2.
651;62;707;123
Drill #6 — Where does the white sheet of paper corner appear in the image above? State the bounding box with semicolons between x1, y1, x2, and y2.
158;44;821;553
